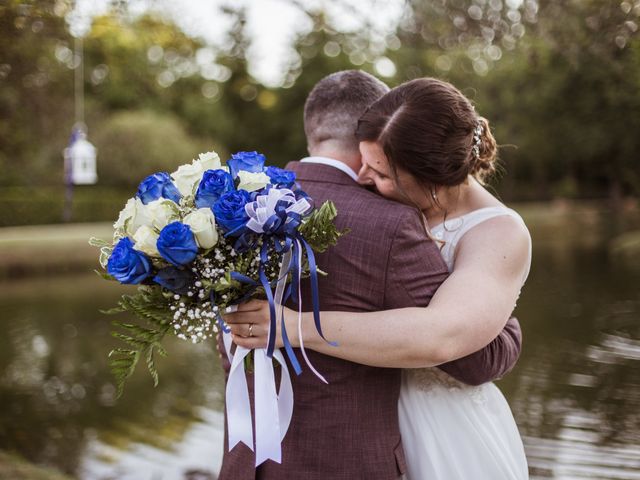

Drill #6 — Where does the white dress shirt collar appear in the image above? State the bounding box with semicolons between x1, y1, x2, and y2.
300;156;359;183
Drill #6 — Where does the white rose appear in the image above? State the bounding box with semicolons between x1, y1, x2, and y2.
183;208;218;249
132;225;160;257
146;198;180;230
171;151;222;196
114;197;136;231
237;171;270;192
125;198;154;237
197;151;222;171
171;162;204;197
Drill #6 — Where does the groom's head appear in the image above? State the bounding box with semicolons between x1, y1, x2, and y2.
304;70;389;166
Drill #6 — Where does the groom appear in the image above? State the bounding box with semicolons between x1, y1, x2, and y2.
218;71;523;479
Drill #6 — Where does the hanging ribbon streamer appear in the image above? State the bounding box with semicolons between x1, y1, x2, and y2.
221;187;338;464
243;188;336;370
273;249;302;375
293;237;328;384
223;340;294;466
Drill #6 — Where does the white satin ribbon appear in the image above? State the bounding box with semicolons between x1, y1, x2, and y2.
244;188;311;234
224;341;293;466
294;238;328;384
222;250;295;466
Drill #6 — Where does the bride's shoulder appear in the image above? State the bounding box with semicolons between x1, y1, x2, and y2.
456;212;531;266
452;211;532;287
466;209;529;242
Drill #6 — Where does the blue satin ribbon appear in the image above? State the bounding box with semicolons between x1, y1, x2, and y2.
295;233;338;348
229;260;302;376
210;291;230;334
223;189;334;377
279;284;302;375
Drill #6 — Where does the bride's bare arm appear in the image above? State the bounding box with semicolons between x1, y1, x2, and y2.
227;215;530;369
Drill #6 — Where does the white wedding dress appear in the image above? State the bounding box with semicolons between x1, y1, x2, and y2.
399;206;531;480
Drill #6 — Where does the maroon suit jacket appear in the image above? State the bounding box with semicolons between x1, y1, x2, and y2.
218;161;522;480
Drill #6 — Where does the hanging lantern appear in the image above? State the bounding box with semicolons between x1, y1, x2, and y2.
64;129;97;185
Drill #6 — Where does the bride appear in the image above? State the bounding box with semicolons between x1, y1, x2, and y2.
226;77;531;479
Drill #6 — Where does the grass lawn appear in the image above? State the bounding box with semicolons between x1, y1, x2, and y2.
0;201;637;278
0;222;112;278
0;451;73;480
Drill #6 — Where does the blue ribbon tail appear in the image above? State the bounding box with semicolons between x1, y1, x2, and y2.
230;271;259;286
299;235;338;347
280;286;302;375
216;312;231;334
210;291;231;334
289;242;300;306
259;243;278;357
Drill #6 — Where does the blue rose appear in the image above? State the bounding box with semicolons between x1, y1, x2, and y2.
227;151;266;179
107;237;152;284
195;169;234;209
153;266;195;294
136;172;182;205
157;222;199;266
213;190;251;234
265;166;296;188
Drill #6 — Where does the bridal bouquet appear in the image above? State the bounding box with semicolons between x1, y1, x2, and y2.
91;150;342;464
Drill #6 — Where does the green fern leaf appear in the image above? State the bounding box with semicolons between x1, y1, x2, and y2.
299;200;349;253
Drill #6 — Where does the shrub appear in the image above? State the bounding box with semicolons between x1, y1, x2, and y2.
92;110;213;188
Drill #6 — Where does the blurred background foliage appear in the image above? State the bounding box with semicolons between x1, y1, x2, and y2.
1;0;639;226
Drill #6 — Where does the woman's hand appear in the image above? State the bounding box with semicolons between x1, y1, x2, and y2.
224;299;295;350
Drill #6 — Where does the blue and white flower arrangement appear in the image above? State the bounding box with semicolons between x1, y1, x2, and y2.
91;150;344;399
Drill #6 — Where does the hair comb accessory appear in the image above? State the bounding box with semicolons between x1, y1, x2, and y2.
472;121;483;160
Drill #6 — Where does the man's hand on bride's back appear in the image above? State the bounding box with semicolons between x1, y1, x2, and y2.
224;299;289;350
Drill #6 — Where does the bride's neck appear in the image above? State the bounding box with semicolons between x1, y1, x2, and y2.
422;177;475;225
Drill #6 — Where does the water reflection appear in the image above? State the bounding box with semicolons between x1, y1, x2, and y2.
0;275;224;478
501;247;640;479
0;241;639;478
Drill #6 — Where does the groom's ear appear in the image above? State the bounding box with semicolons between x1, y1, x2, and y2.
354;154;363;172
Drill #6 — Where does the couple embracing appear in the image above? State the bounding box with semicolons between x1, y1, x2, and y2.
219;71;531;480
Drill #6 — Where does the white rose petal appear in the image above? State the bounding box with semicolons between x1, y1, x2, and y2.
114;197;136;231
237;171;270;192
197;151;222;171
171;162;204;197
171;151;222;196
146;198;180;230
133;225;160;257
126;198;155;237
183;208;219;249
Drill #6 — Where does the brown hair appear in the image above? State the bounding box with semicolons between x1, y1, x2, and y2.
304;70;390;156
355;78;497;188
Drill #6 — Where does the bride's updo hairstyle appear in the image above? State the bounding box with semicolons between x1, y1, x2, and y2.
356;77;498;187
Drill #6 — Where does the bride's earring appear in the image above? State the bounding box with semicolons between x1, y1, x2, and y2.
430;188;438;204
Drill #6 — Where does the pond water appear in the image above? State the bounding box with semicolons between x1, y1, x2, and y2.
1;231;639;479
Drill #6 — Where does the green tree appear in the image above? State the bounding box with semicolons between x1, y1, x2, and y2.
0;0;75;186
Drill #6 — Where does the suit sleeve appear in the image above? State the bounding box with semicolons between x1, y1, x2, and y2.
383;210;449;309
385;210;523;385
437;316;522;385
216;332;231;380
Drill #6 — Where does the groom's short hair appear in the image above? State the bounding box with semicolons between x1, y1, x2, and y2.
304;70;389;155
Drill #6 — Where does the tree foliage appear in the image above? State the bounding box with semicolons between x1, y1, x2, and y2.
1;0;639;211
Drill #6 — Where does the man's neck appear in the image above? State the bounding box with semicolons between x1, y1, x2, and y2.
307;149;361;174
